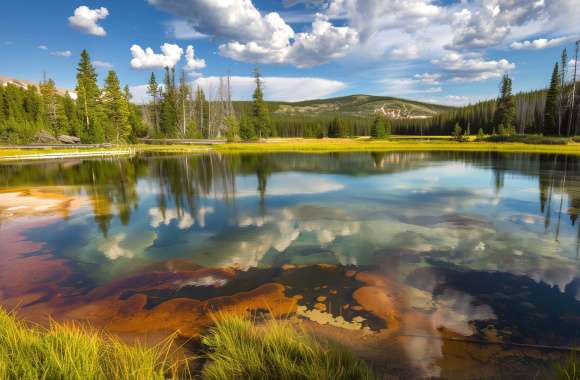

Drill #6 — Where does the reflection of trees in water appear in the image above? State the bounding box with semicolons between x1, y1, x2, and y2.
1;152;578;244
147;154;239;220
536;154;580;252
0;159;145;236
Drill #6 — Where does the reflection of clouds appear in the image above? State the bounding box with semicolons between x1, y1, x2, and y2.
92;231;157;265
527;264;577;293
507;214;543;225
197;207;214;227
186;205;364;270
178;275;228;288
98;233;133;260
234;173;344;198
238;215;273;227
148;206;214;230
403;269;496;378
432;289;495;336
302;220;360;247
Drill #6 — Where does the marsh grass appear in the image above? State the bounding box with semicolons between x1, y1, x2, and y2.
1;139;579;159
556;351;580;380
213;138;580;155
480;134;571;145
201;314;376;380
0;308;192;380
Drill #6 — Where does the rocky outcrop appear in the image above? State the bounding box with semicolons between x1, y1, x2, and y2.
34;131;59;144
58;135;81;144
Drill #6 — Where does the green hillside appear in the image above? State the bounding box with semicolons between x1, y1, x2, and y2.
234;95;453;119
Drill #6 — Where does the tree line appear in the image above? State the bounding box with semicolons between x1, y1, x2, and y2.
2;44;579;144
144;66;271;141
0;50;145;144
393;43;580;137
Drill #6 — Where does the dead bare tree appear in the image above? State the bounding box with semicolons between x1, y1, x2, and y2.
567;41;579;136
558;49;568;136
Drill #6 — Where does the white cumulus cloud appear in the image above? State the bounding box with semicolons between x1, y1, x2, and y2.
185;45;206;73
510;36;577;50
165;20;208;40
414;73;442;85
130;43;184;70
93;60;114;69
432;52;515;81
148;0;357;67
449;0;580;50
68;6;109;37
50;50;72;58
220;14;358;67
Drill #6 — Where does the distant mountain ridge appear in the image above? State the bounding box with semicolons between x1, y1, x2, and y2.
0;76;75;98
235;95;453;120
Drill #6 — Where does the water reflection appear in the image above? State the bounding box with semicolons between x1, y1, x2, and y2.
1;151;579;378
2;152;577;242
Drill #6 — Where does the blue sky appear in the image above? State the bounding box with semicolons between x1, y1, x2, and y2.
1;0;578;104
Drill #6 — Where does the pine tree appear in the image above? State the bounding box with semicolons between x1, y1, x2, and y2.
159;67;178;137
494;74;516;133
75;50;103;142
224;115;240;142
39;78;59;135
178;70;191;137
384;117;392;136
147;72;160;136
252;67;270;139
558;49;568;136
239;112;255;140
123;85;131;101
544;63;561;136
328;115;344;138
62;92;81;137
194;86;208;138
370;115;386;138
102;70;131;143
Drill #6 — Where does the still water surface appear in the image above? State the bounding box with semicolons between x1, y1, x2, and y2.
1;151;579;378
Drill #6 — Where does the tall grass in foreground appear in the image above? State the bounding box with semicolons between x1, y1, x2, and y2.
201;315;376;380
557;351;580;380
0;308;190;380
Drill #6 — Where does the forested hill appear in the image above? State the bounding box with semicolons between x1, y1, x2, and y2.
0;76;74;97
234;95;453;120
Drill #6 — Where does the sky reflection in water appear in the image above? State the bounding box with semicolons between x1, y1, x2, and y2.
1;151;579;378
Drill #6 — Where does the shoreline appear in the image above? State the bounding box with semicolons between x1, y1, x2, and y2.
0;139;579;161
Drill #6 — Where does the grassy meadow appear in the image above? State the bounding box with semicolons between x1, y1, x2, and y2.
1;137;579;160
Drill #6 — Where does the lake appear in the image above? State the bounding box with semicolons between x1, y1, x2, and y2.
1;151;579;379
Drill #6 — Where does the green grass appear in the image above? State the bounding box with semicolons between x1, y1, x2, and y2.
213;138;580;155
556;351;580;380
0;308;190;380
480;134;571;145
0;309;375;380
201;315;375;380
1;138;579;160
